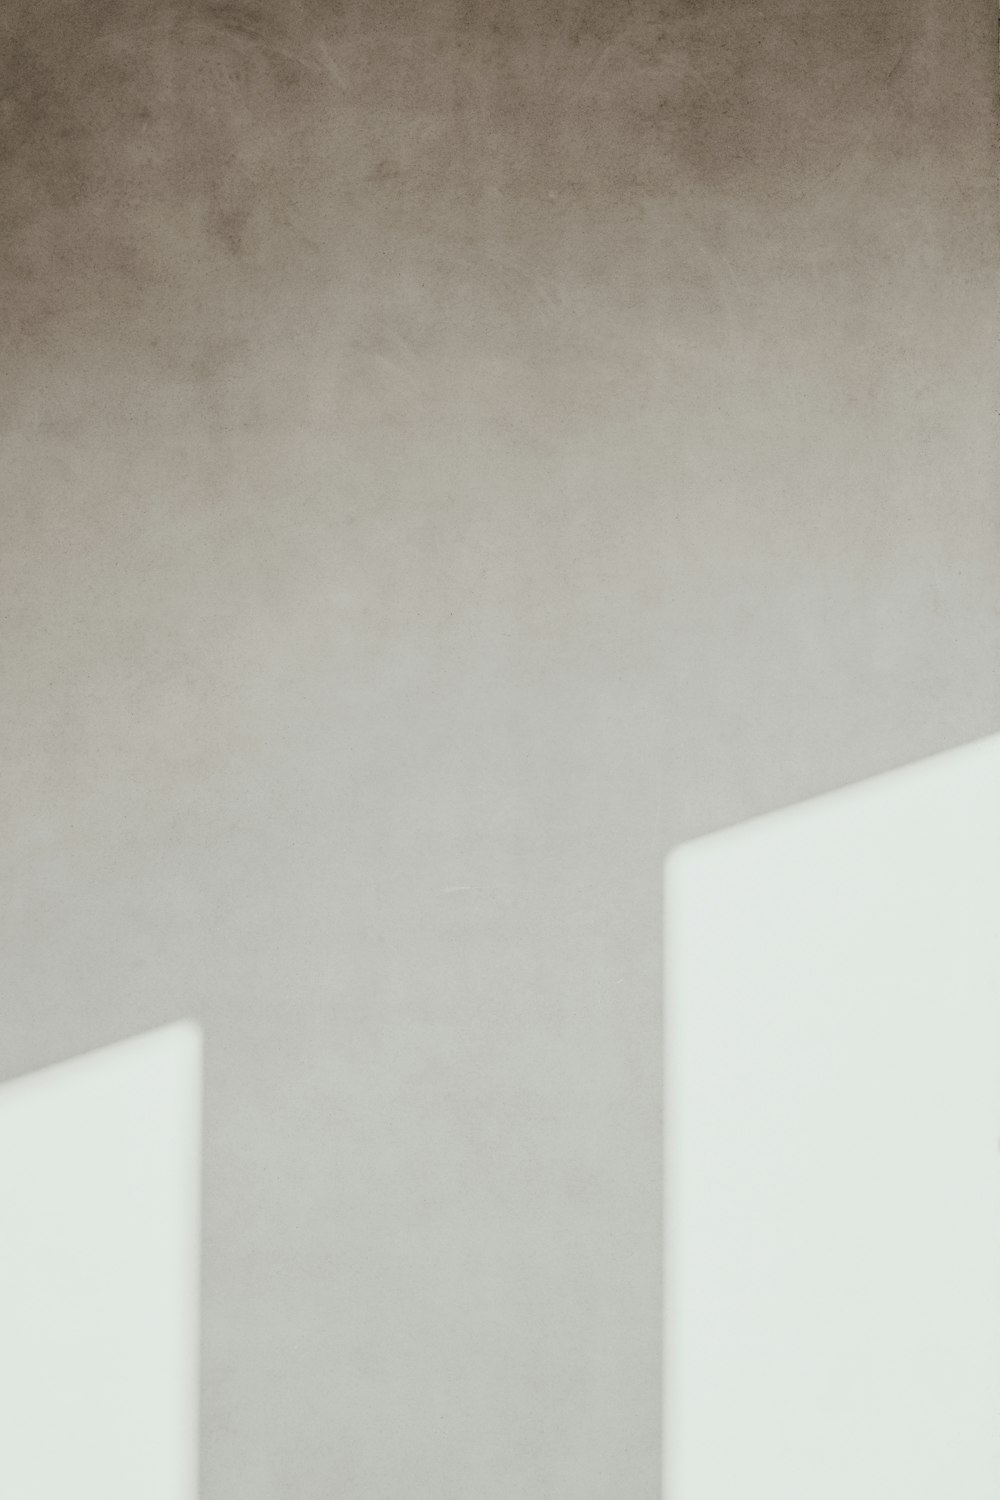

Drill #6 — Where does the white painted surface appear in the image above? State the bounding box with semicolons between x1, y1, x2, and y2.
664;736;1000;1498
0;1022;201;1500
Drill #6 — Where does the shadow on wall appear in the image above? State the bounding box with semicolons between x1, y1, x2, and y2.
664;732;1000;1499
0;1021;202;1500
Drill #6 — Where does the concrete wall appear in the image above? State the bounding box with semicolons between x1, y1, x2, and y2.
1;1;996;1495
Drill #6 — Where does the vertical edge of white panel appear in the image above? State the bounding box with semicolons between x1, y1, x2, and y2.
663;736;1000;1500
0;1019;203;1500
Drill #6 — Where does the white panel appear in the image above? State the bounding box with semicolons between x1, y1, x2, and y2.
664;737;1000;1499
0;1022;201;1500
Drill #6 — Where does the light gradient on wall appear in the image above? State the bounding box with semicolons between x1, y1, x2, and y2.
0;3;996;1496
0;1021;202;1500
664;735;1000;1498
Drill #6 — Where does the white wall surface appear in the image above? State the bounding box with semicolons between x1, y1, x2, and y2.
665;735;1000;1498
0;1023;201;1500
0;1;996;1496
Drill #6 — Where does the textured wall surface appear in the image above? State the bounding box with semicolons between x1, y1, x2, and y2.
1;2;996;1497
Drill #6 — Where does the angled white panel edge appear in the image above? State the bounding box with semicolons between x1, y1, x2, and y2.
664;736;1000;1499
0;1021;202;1500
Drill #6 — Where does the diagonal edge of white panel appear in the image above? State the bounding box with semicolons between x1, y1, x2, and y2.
0;1020;202;1500
664;735;1000;1500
